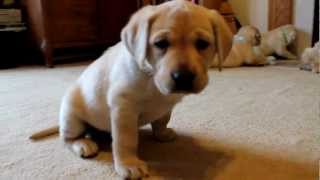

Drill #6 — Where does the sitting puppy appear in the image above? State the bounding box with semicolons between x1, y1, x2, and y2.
300;42;320;73
211;26;268;67
259;24;297;59
30;0;233;179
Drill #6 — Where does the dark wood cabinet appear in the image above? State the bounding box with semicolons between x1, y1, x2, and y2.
23;0;137;67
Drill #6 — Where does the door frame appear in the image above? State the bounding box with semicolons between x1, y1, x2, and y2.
268;0;293;30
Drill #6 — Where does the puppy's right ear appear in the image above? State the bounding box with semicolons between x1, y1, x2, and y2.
121;6;157;73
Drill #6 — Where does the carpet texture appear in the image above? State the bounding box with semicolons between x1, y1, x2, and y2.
0;62;319;180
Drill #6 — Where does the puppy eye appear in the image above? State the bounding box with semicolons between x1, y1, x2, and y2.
195;39;210;50
154;39;170;50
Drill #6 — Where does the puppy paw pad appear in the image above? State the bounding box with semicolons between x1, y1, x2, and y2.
115;160;149;179
72;139;99;158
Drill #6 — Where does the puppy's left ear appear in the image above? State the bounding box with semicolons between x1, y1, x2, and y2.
121;6;157;73
209;10;233;71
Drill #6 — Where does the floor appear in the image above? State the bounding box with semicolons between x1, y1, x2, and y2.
0;61;319;179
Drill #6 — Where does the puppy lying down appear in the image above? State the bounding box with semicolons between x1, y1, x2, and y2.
259;24;297;59
300;42;320;73
30;0;233;179
211;26;270;67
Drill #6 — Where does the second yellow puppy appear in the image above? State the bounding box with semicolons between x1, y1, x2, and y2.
211;26;269;67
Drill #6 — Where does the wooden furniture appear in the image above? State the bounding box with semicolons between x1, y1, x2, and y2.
218;1;237;33
0;29;27;69
23;0;137;67
198;0;237;33
268;0;293;30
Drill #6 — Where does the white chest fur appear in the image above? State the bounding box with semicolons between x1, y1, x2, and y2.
138;93;182;126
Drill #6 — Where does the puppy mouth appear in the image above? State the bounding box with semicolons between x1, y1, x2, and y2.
155;80;198;95
171;89;195;94
172;82;208;94
154;69;208;95
169;80;207;95
172;81;194;93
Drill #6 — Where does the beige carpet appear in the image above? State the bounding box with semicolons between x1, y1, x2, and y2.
0;62;319;180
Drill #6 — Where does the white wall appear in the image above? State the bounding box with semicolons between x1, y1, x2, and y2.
293;0;315;55
229;0;269;32
229;0;315;56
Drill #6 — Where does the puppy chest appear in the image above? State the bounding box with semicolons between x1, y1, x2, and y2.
139;98;178;124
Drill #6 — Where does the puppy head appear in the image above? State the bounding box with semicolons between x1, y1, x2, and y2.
281;25;297;44
121;0;232;95
300;48;317;72
237;26;261;46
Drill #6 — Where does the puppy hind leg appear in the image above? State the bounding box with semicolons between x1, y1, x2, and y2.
276;48;297;59
60;112;99;158
66;138;99;158
151;112;176;142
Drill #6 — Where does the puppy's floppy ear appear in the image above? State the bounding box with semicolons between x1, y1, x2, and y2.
209;10;233;71
121;6;157;73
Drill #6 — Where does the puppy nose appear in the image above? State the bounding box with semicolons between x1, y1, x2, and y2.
256;38;261;45
171;69;195;91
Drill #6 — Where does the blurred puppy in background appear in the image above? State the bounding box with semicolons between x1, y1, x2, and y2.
300;42;320;73
259;24;297;59
211;26;269;67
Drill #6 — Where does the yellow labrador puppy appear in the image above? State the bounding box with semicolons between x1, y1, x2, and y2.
300;42;320;73
259;24;297;59
30;0;232;179
211;26;268;67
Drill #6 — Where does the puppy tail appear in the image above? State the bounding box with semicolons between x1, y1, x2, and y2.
29;125;59;140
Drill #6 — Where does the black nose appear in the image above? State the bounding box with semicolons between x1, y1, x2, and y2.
171;69;195;91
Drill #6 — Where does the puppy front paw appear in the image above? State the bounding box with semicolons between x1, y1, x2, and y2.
115;158;149;179
153;128;176;142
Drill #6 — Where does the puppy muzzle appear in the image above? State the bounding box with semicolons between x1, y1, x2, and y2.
171;69;196;92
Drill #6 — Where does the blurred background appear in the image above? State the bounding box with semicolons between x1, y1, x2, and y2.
0;0;318;69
